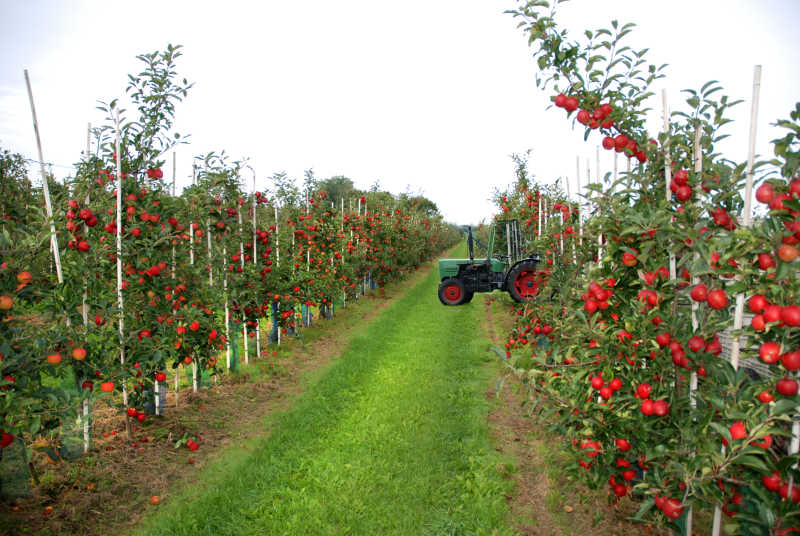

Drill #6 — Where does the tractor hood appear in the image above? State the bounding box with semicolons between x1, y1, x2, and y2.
438;258;504;278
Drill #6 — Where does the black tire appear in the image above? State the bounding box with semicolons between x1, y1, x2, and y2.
507;260;540;303
463;291;474;304
438;278;467;306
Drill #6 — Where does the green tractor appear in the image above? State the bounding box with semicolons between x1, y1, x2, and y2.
437;219;541;305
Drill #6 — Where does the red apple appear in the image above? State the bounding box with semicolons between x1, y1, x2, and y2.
760;342;782;364
690;284;708;302
615;439;631;451
707;289;728;310
763;471;782;492
781;351;800;371
782;305;800;327
755;182;775;204
777;377;798;396
748;294;769;314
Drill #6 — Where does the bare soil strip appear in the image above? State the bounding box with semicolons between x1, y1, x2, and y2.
481;296;667;536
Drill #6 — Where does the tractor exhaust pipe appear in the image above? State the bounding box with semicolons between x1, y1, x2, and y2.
467;226;474;263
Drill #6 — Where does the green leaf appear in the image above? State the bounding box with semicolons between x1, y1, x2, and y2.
538;55;548;69
735;455;770;473
771;399;798;417
630;497;655;521
757;502;776;528
710;422;730;443
776;259;792;279
29;414;41;436
784;199;800;212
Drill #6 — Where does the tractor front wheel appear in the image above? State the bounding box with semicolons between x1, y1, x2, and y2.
507;261;540;303
438;278;467;306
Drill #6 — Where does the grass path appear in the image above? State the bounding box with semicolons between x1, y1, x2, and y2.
135;261;516;536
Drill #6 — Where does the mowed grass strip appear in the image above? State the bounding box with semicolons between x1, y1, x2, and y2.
135;264;515;536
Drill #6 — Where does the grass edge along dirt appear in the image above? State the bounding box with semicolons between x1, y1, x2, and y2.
0;257;445;536
133;257;517;536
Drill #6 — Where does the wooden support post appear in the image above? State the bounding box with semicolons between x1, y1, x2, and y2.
113;108;132;441
24;70;63;284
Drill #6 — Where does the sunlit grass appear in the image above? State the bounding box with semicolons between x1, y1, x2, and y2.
134;262;515;535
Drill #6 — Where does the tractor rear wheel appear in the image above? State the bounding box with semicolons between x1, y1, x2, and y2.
438;278;467;306
507;261;540;303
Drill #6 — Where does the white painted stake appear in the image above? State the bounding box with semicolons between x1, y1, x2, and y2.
207;218;213;287
729;65;762;371
171;152;176;279
660;87;691;532
82;122;91;453
596;146;600;183
251;167;257;262
537;195;542;238
547;198;550;230
626;156;631;190
274;205;280;267
238;207;248;365
788;421;800;507
585;159;591;220
712;66;763;536
24;70;63;284
682;126;707;536
82;123;91;327
662;90;677;281
690;125;702;408
742;66;762;230
274;203;281;348
113;109;131;439
223;245;230;370
86;121;92;160
224;302;231;369
565;168;576;262
251;172;260;359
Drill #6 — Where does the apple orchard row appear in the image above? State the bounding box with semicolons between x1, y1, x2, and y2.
0;45;460;458
0;151;459;452
496;3;799;533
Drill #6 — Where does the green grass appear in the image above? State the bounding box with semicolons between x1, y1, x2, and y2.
134;262;515;536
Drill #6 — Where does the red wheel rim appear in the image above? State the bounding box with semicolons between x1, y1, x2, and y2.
443;283;463;303
513;269;539;299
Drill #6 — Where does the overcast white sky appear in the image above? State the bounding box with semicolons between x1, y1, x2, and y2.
1;0;798;225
